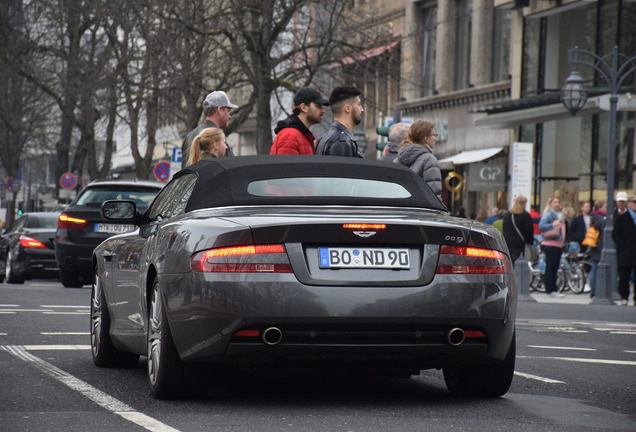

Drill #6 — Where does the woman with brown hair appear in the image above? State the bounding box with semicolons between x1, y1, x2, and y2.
188;127;227;165
395;120;442;202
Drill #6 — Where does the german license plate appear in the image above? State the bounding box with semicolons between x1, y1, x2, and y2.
319;247;410;269
94;223;136;234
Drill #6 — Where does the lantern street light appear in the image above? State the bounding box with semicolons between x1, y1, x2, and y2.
561;45;636;305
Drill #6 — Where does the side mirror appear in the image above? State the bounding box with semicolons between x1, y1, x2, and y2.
101;200;138;222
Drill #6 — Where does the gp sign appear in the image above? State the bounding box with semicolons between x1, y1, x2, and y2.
467;164;506;192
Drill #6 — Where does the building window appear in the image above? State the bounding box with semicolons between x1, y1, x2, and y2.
454;0;472;90
419;3;437;97
491;8;510;83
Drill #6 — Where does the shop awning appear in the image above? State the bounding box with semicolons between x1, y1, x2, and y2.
438;147;504;166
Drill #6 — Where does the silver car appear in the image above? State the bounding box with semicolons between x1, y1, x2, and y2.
90;155;517;399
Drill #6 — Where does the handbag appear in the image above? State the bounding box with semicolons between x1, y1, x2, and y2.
542;225;561;240
511;214;538;262
582;225;600;248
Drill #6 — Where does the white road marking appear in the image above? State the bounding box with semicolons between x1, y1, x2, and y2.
41;332;90;336
519;355;636;366
1;345;181;432
22;345;91;350
41;305;90;308
625;350;636;354
43;311;89;315
0;308;54;312
527;345;596;351
514;371;565;383
0;304;19;307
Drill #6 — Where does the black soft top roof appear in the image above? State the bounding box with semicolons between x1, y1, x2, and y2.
177;155;446;212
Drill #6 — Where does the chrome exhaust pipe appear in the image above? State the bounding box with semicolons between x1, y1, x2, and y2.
262;327;283;345
446;328;465;346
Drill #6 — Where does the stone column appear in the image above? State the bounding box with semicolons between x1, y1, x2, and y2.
435;0;454;93
470;0;494;87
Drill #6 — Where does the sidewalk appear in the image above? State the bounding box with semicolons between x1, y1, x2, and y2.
526;291;630;306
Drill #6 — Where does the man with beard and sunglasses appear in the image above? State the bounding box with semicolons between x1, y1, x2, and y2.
315;86;365;158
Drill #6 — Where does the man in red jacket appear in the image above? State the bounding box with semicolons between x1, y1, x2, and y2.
270;87;328;155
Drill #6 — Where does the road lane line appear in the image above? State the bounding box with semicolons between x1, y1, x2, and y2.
41;332;90;335
41;305;90;308
43;311;89;315
1;345;181;432
22;345;91;350
0;304;19;307
513;371;565;384
518;355;636;366
0;309;54;312
527;345;596;351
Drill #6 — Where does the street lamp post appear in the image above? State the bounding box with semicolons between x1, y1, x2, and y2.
561;45;636;305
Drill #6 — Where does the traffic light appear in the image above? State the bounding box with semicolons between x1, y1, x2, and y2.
17;201;23;215
376;126;390;137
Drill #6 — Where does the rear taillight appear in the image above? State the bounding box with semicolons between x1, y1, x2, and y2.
436;245;509;274
191;244;292;273
58;214;89;230
19;235;47;249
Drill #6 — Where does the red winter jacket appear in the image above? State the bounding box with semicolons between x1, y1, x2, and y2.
270;115;315;155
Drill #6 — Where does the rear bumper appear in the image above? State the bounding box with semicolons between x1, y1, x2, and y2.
13;249;59;278
160;272;517;366
54;241;94;277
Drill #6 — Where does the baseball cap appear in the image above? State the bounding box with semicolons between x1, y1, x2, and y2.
203;91;238;109
616;191;628;201
293;87;329;106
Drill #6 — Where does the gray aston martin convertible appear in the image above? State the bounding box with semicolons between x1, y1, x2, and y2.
90;155;516;399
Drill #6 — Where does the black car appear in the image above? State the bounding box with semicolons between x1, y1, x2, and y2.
0;212;61;284
91;156;517;399
55;179;163;288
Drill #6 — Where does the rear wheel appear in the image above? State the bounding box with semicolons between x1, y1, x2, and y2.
443;332;516;397
567;264;586;294
147;277;199;398
60;268;84;288
91;265;139;367
5;250;25;284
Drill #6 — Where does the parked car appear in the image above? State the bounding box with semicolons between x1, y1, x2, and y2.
90;156;517;399
0;212;61;284
55;179;163;288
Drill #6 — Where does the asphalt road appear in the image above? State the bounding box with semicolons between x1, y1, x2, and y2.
1;280;635;432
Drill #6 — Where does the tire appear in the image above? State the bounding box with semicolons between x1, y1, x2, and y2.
5;250;25;284
147;276;197;399
567;264;586;294
556;268;566;292
443;332;516;397
60;268;84;288
91;265;139;367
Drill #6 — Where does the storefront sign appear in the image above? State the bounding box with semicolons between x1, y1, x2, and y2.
467;163;506;191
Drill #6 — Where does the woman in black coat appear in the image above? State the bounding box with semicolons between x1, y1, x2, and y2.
502;195;535;263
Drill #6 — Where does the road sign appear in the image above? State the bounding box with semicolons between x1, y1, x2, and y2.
6;177;13;192
60;172;78;190
154;161;170;182
172;147;182;163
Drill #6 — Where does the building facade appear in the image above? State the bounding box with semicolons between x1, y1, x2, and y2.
371;0;636;216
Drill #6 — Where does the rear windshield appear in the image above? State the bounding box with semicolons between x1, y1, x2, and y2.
247;177;412;199
76;186;160;208
25;214;60;228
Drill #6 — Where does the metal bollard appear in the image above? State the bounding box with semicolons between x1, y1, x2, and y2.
514;256;535;302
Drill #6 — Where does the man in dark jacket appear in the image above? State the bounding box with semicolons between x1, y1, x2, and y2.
270;87;328;155
182;91;238;167
612;193;636;305
315;86;364;158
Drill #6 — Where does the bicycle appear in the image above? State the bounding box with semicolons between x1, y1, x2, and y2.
527;244;566;293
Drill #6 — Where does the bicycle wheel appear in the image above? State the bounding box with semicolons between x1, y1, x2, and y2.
567;264;586;294
557;268;566;293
